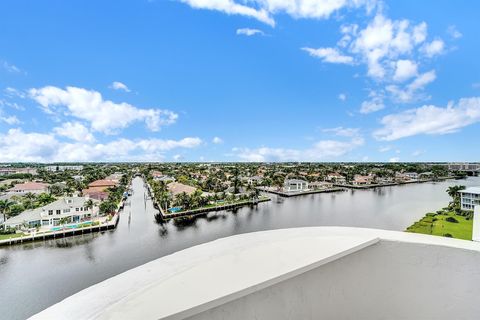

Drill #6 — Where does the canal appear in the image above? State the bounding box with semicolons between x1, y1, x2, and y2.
1;176;479;319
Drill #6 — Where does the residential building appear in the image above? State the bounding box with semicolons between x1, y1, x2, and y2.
7;182;50;195
352;175;374;186
404;172;419;180
167;182;197;197
447;163;480;171
82;189;109;201
45;165;84;172
87;179;118;192
3;196;99;229
284;179;309;192
243;176;263;185
0;167;37;176
326;173;346;184
459;187;480;211
154;175;176;183
309;181;333;189
106;172;124;183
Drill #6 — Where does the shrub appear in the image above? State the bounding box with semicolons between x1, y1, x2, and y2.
426;212;436;217
443;233;453;238
445;216;458;223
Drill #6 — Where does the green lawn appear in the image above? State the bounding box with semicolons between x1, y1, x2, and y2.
406;211;472;240
0;233;26;240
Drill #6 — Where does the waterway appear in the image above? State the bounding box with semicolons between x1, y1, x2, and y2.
1;176;479;319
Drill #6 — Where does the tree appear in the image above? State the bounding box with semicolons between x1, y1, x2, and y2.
0;199;14;222
48;184;64;196
85;199;95;217
37;193;56;206
446;185;466;213
100;201;117;215
447;185;466;204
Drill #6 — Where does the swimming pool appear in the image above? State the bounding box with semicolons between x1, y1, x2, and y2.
168;207;182;213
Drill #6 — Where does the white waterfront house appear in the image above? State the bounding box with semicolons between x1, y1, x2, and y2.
3;197;99;229
283;179;309;192
459;187;480;211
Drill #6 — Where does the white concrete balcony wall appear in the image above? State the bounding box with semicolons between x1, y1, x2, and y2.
31;227;480;320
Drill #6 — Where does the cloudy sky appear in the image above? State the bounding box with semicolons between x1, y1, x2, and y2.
0;0;479;162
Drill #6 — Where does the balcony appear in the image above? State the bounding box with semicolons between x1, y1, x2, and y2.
31;227;480;320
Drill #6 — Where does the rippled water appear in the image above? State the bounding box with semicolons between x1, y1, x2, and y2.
1;176;479;319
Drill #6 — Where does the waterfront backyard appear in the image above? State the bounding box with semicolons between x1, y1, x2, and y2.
406;210;473;240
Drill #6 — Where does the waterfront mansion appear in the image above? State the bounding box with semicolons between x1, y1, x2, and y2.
459;187;480;211
3;197;99;229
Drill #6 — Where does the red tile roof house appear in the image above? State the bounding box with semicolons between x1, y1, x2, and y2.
81;189;110;201
7;182;50;195
87;179;118;192
81;179;119;200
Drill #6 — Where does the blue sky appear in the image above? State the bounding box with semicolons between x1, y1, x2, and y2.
0;0;479;162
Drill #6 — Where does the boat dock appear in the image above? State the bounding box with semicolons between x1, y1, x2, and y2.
0;213;120;247
257;187;345;197
156;198;271;221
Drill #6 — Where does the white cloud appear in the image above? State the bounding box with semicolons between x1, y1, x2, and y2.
393;59;418;82
1;61;21;73
447;25;462;39
389;157;400;163
420;39;445;57
350;15;429;79
180;0;376;27
338;93;347;101
302;47;354;64
387;70;436;102
378;145;392;152
0;115;21;125
302;12;444;108
236;28;264;36
360;90;384;114
412;22;427;44
374;97;480;141
173;154;182;161
29;86;178;134
54;122;95;143
0;129;59;162
180;0;275;26
322;127;359;137
212;136;223;144
232;137;364;162
4;87;26;99
0;128;202;162
110;81;131;92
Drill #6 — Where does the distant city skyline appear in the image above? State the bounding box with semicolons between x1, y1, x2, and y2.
0;0;479;162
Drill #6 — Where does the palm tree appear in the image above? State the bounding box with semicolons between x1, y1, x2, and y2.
84;199;95;217
447;185;466;205
37;193;56;206
0;199;14;223
23;192;37;209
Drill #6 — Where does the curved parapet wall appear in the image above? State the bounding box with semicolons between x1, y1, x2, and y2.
31;227;480;320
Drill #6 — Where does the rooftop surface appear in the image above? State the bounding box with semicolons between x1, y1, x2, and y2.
460;187;480;194
30;227;480;320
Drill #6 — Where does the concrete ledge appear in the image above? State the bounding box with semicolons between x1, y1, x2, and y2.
30;227;480;320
